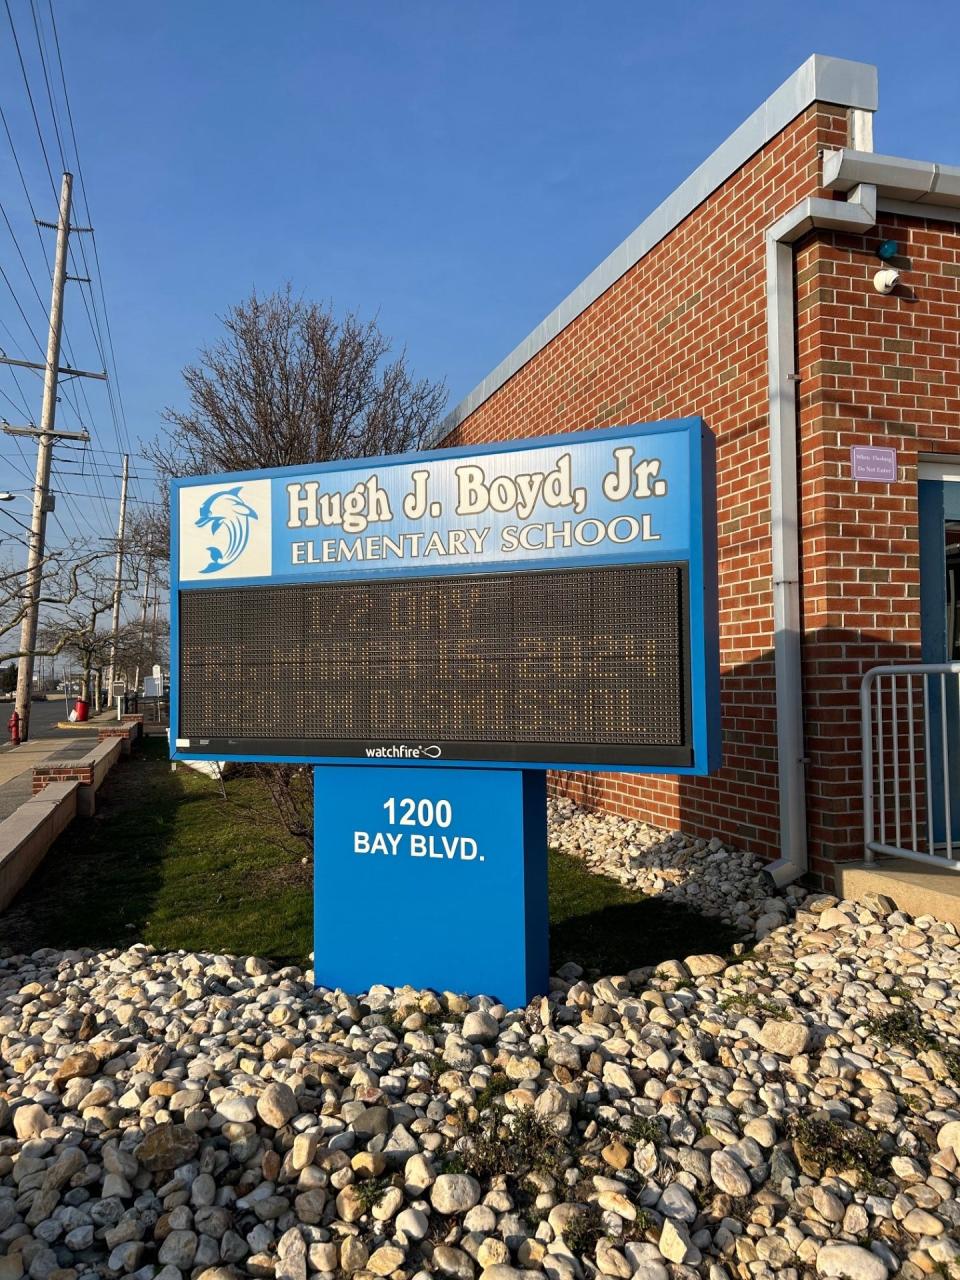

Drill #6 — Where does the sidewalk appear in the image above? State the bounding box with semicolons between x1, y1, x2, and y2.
0;730;100;821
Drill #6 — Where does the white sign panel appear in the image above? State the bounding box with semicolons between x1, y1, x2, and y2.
178;478;272;582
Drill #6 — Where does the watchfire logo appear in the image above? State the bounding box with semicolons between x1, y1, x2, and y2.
364;744;443;759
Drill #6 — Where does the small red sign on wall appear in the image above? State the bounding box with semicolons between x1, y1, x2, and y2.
851;446;898;483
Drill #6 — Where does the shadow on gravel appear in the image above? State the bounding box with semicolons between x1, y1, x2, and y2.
550;897;742;976
548;847;742;976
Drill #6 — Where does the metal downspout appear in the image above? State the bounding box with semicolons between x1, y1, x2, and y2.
762;184;877;887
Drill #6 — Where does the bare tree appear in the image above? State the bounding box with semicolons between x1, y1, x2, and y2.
39;573;117;709
151;287;447;482
0;546;112;666
150;289;447;849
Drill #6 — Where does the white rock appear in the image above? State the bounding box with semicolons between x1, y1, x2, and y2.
12;1104;50;1140
756;1019;811;1056
218;1096;258;1123
937;1120;960;1157
711;1150;751;1196
462;1011;499;1044
658;1218;692;1264
257;1082;297;1128
276;1227;308;1280
158;1230;198;1269
816;1243;889;1280
396;1206;429;1241
431;1173;481;1214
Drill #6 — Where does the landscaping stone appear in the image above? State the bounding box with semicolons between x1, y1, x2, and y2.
2;813;960;1280
816;1243;889;1279
431;1173;482;1214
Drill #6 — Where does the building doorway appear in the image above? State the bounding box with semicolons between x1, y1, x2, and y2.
918;458;960;845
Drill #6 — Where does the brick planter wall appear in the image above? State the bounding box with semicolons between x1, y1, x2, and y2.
32;764;94;795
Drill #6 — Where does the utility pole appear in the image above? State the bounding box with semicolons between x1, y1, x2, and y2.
105;453;129;707
134;558;151;692
7;172;98;741
150;581;159;662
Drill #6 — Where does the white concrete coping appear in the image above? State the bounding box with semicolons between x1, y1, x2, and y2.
0;780;80;913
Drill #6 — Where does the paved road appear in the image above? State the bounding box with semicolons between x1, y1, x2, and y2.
17;699;71;736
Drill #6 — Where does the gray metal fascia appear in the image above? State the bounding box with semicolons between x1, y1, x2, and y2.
824;148;960;205
876;197;960;224
429;55;878;446
768;192;876;245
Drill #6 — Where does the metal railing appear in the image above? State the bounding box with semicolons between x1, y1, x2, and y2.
862;663;960;869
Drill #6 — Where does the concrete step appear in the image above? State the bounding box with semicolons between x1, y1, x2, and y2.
836;858;960;928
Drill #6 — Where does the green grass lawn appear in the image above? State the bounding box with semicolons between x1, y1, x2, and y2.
0;737;740;972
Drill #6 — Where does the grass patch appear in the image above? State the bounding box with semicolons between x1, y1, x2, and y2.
0;738;311;963
1;740;740;975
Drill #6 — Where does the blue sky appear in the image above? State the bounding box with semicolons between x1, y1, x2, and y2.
1;1;959;547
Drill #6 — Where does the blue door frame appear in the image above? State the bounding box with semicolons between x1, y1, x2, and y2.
919;477;960;844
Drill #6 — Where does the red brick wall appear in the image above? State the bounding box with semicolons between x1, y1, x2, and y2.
442;103;850;864
795;214;960;881
33;764;94;794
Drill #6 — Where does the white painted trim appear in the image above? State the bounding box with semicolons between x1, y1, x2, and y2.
919;455;960;482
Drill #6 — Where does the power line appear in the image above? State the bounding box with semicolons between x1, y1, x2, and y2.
28;0;67;173
4;0;58;200
45;0;136;483
1;5;142;581
2;3;105;443
0;260;45;354
0;196;50;323
0;382;32;420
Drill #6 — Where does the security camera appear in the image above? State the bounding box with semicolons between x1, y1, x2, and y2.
873;267;900;294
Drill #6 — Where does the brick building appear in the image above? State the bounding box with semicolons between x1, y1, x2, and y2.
429;55;960;888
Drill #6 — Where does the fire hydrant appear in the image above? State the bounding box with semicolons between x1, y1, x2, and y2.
7;708;20;746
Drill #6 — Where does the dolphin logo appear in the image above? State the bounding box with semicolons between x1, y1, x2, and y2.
195;485;258;574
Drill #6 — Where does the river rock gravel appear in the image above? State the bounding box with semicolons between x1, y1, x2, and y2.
547;798;808;936
3;893;960;1280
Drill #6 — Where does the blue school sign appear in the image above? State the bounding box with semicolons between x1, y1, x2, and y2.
170;419;720;1005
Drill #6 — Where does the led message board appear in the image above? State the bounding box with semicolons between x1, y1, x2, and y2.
170;419;719;773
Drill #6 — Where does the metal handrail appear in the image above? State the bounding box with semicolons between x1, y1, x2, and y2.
861;662;960;869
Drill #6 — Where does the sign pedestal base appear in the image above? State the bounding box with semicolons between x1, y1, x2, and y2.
313;765;548;1008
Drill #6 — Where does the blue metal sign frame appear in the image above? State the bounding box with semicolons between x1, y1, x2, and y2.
169;418;720;774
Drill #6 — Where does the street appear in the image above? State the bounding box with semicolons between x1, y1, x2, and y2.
0;696;113;748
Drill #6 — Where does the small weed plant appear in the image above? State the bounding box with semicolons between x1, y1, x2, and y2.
719;992;790;1020
788;1115;887;1184
864;1008;960;1079
444;1103;569;1183
474;1072;512;1112
352;1175;392;1214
